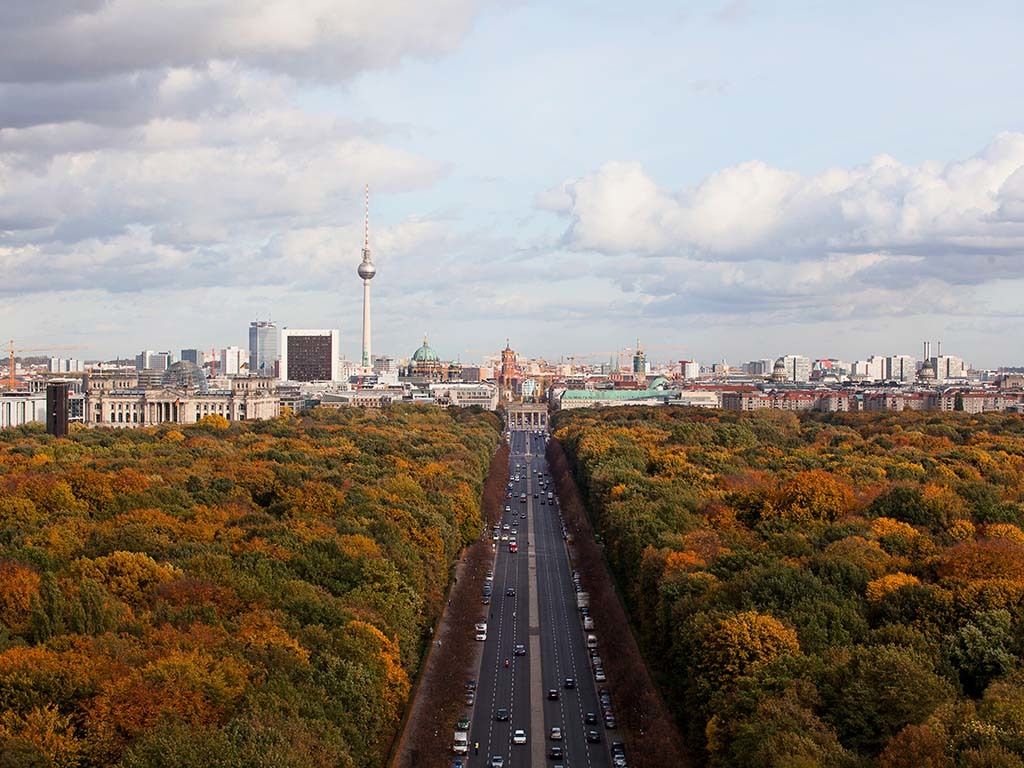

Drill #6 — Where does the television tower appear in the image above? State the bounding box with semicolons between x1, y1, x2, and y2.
357;184;376;369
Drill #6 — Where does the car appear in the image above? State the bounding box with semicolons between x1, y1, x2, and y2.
533;493;539;498
496;707;509;721
451;760;464;768
540;499;546;505
457;715;470;729
514;643;526;656
501;534;508;541
549;727;562;741
465;691;475;705
585;712;597;724
502;523;510;531
594;668;606;682
604;715;617;729
521;513;527;519
563;677;576;689
505;492;512;499
490;757;504;768
547;689;559;700
506;587;516;596
587;729;601;743
465;679;477;691
513;729;527;745
504;505;511;512
482;595;490;604
548;746;563;759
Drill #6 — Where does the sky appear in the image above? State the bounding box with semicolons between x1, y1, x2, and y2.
2;0;1024;367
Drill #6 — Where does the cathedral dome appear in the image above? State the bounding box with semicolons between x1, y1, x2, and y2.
411;336;439;363
771;357;788;382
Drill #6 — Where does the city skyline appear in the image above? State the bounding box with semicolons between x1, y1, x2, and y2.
2;2;1023;366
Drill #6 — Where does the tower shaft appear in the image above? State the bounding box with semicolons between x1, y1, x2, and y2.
362;279;372;368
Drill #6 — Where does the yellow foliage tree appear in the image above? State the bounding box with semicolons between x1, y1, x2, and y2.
981;523;1024;544
0;560;41;633
73;551;182;605
0;704;82;768
697;610;800;692
866;572;921;605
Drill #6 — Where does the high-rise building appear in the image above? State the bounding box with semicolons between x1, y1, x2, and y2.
221;346;246;376
632;340;646;374
48;357;83;373
248;321;280;377
781;354;812;382
887;355;916;382
933;355;968;382
357;185;376;369
279;329;340;382
680;360;700;379
744;359;775;376
181;349;204;366
851;356;886;380
135;351;171;371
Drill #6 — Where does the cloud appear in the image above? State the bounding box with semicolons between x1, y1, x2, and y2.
0;0;482;85
543;132;1024;274
535;134;1024;326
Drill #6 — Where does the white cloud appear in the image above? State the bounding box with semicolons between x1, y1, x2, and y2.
544;133;1024;274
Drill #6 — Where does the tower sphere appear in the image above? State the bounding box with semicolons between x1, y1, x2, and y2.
358;260;376;280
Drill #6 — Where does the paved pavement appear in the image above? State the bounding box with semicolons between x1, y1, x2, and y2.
466;429;611;768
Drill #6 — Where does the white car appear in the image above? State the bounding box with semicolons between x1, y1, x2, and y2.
550;727;562;741
513;729;527;745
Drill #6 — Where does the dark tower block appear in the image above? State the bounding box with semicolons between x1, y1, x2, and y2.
46;382;70;437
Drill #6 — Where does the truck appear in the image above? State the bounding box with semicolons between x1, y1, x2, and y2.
577;591;590;611
453;730;468;755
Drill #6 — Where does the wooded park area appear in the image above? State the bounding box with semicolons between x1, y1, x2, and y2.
0;406;500;767
555;407;1024;768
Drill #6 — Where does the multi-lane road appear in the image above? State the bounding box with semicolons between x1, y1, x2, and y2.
462;429;615;768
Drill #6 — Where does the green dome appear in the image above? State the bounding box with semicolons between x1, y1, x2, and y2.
412;335;439;363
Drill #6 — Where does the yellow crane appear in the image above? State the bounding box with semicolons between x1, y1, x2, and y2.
6;340;83;391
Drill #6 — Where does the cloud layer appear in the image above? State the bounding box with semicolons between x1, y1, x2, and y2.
540;134;1024;325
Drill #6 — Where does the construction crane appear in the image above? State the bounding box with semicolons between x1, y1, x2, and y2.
6;340;83;391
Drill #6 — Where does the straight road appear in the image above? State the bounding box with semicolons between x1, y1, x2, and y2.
465;428;611;768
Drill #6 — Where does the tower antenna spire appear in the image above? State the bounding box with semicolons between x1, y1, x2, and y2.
364;183;369;250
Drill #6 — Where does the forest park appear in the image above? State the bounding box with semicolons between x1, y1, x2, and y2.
0;406;500;767
555;407;1024;768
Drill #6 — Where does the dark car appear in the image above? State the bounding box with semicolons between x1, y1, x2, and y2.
506;587;515;596
466;679;477;691
496;707;509;721
604;715;618;729
585;711;597;724
548;745;563;759
587;730;601;743
563;677;576;689
547;689;559;700
514;643;526;656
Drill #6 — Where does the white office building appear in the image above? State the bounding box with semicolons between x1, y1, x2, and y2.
221;346;246;376
851;356;886;381
781;355;812;382
135;350;172;371
887;355;917;382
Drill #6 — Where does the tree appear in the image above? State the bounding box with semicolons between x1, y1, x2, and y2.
820;644;954;754
695;611;800;695
878;725;952;768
